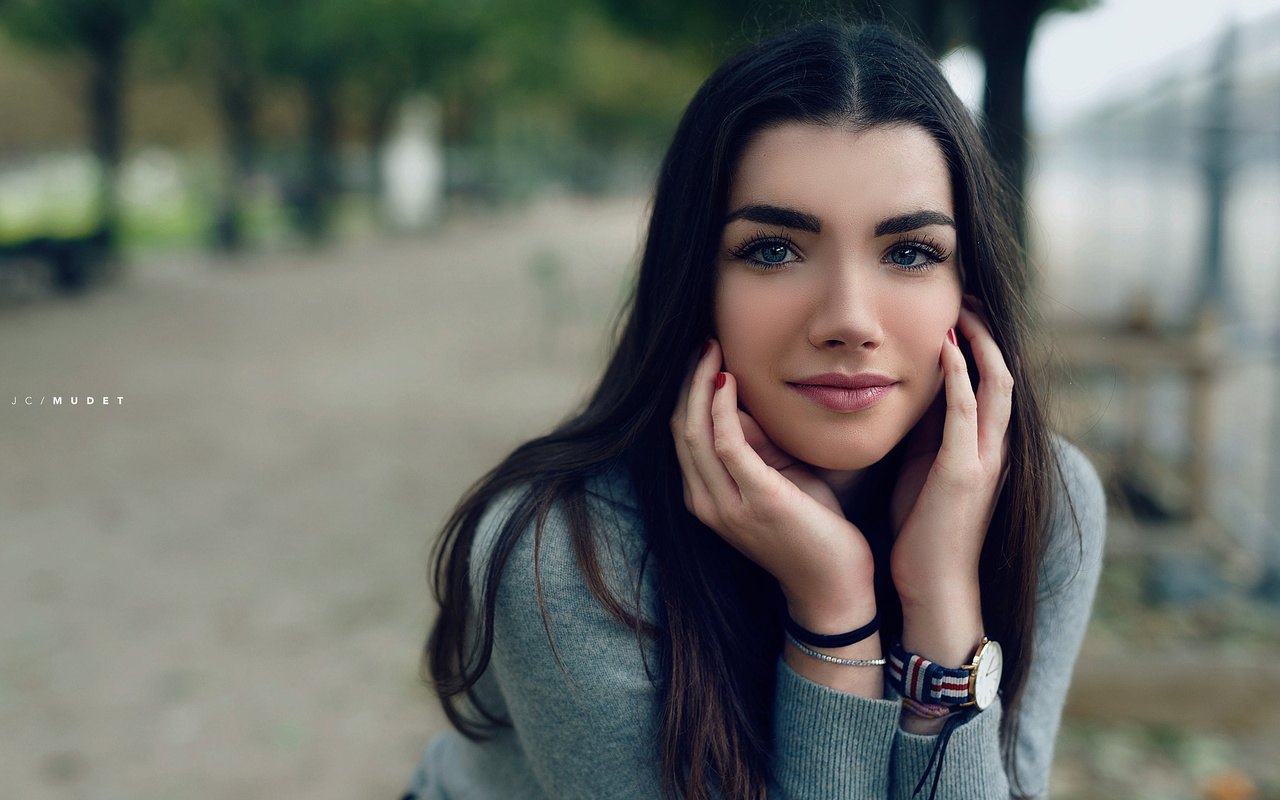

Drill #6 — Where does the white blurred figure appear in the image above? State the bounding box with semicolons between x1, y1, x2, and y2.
381;95;444;231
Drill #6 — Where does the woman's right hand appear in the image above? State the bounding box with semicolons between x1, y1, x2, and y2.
670;340;877;635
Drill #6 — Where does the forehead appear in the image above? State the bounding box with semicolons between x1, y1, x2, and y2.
727;123;953;222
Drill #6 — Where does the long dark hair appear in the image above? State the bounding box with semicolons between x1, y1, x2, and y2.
426;21;1055;800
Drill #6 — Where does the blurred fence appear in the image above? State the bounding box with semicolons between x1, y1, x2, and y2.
1032;10;1280;599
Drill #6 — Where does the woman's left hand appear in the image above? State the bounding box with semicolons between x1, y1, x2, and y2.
888;302;1012;664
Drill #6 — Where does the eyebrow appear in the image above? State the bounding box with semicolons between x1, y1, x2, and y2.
724;204;955;237
874;210;955;236
723;204;821;233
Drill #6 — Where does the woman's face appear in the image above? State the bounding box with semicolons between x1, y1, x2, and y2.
714;122;963;471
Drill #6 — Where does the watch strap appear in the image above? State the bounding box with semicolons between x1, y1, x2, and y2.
887;641;973;705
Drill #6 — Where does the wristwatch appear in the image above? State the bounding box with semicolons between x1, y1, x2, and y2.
887;637;1003;710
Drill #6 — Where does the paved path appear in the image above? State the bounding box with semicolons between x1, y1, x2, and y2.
0;195;646;799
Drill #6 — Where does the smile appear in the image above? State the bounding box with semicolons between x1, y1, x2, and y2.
787;373;898;412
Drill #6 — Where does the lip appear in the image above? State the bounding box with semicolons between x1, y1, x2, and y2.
787;372;898;412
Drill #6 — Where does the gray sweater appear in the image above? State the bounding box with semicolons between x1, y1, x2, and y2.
405;441;1105;799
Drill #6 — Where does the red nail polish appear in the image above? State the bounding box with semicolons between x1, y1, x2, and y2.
715;372;726;390
947;328;958;347
700;341;711;358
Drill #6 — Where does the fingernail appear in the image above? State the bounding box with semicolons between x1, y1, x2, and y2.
700;341;711;358
715;372;726;390
947;328;958;347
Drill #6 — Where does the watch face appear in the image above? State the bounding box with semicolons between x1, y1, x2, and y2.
973;640;1003;710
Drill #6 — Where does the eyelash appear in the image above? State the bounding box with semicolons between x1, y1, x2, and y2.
887;235;952;272
726;232;954;272
726;231;799;270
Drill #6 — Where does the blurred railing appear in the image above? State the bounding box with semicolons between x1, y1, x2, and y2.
1032;10;1280;601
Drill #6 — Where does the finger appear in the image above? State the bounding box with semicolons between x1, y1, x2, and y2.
672;340;721;514
937;327;979;465
708;371;779;499
679;342;742;504
903;384;946;459
673;407;709;512
955;307;1013;462
961;293;986;321
738;409;769;453
738;409;801;473
671;340;711;432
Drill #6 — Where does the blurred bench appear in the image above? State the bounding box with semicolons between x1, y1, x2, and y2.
0;229;111;295
1052;302;1229;550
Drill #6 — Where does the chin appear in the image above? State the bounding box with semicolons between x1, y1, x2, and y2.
770;427;901;472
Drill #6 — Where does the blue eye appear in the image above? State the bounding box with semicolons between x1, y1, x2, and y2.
729;236;800;269
755;243;794;264
890;246;928;268
885;239;949;272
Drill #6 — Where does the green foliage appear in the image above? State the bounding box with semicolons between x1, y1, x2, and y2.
338;0;485;132
0;0;154;52
560;13;708;149
596;0;760;58
145;0;271;74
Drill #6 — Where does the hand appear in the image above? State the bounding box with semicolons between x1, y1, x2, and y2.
671;340;876;632
889;302;1012;656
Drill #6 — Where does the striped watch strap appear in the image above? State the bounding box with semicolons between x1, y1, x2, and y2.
886;641;972;705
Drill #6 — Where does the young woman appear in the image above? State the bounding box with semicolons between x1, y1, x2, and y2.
404;21;1105;800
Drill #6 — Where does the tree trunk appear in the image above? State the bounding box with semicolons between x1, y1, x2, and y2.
973;0;1039;247
914;0;951;56
368;88;400;226
87;29;125;252
875;0;951;55
214;34;257;252
298;73;338;243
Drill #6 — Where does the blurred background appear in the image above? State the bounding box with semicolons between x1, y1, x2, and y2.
2;0;1280;798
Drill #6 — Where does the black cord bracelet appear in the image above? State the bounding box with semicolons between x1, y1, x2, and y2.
784;610;881;649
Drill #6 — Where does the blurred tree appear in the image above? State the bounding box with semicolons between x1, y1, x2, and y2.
147;0;271;251
0;0;155;249
560;14;711;151
253;0;487;240
969;0;1096;244
595;0;758;56
339;0;482;220
254;0;350;242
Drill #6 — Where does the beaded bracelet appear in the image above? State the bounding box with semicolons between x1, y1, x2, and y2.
784;630;887;667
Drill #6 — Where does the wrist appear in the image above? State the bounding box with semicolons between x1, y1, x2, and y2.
900;590;983;669
782;559;877;636
892;557;979;606
898;577;979;614
784;590;877;638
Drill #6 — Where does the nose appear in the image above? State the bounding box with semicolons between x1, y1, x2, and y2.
806;260;884;351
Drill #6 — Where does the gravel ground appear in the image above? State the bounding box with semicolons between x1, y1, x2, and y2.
0;194;644;800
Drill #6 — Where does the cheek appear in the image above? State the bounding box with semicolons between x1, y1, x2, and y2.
713;277;799;373
888;285;961;361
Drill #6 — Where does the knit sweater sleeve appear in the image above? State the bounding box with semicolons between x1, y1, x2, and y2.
888;438;1105;799
774;439;1105;800
467;480;667;799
